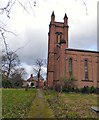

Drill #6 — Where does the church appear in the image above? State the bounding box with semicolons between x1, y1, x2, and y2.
47;12;99;88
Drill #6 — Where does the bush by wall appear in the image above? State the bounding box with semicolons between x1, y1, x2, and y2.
64;86;98;94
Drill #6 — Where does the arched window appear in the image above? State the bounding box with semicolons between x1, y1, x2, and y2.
84;59;88;80
69;58;73;78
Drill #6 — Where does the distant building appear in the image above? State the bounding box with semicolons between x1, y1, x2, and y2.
47;12;99;88
33;75;44;88
27;74;36;87
23;74;44;88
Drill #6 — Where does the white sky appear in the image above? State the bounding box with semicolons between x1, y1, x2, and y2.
1;0;98;79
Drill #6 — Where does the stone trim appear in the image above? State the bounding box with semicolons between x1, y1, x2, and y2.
66;48;99;53
81;80;93;82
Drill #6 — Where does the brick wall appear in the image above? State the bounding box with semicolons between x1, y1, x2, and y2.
47;12;99;88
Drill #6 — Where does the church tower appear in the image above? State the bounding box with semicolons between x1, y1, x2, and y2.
47;12;69;88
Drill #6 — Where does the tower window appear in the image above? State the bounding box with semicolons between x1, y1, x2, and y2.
56;32;63;44
69;58;73;78
84;59;88;80
57;34;61;43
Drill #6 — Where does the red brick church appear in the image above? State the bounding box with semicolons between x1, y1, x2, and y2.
47;12;99;88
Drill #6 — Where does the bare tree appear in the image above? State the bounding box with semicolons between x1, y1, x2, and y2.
33;58;43;88
2;51;20;78
0;0;36;19
12;67;26;78
0;0;36;55
0;0;87;16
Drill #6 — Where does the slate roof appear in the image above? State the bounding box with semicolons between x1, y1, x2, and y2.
65;48;99;53
27;75;44;82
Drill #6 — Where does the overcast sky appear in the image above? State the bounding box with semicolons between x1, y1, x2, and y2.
1;0;98;79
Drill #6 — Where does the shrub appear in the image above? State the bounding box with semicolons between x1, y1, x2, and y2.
2;80;12;88
58;76;77;92
94;87;99;94
80;86;89;93
79;86;98;94
63;86;98;94
54;82;62;92
74;88;80;93
90;86;95;93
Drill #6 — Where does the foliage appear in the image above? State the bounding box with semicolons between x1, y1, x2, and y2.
64;76;76;89
2;69;25;88
72;86;98;94
10;72;23;88
2;79;12;88
54;76;76;92
54;81;62;92
54;77;98;94
63;86;98;94
2;88;36;118
79;86;98;94
53;76;98;94
2;74;12;88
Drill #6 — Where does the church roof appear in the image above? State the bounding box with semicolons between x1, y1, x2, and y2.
27;74;33;81
27;74;44;82
65;48;99;53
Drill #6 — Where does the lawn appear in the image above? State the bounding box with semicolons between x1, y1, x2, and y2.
43;90;98;119
2;88;36;118
2;88;98;119
0;89;2;119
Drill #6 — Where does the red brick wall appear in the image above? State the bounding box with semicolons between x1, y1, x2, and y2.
65;50;99;88
47;12;99;88
47;12;69;88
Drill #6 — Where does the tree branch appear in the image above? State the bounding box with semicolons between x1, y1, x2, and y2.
0;0;17;18
0;27;16;35
28;0;35;16
75;0;88;15
82;0;88;15
1;32;9;56
17;0;30;14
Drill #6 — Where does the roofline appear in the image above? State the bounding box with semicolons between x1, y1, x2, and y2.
65;48;99;53
55;21;64;24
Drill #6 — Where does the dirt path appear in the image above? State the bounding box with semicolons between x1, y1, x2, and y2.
28;89;54;118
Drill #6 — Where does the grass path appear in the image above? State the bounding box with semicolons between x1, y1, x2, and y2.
28;89;54;118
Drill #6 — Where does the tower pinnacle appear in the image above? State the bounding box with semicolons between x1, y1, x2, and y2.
51;11;55;16
51;11;55;23
64;13;68;25
64;13;68;19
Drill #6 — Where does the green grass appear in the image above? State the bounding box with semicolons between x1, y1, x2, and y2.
2;88;98;119
43;90;98;119
0;89;2;119
2;88;36;118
